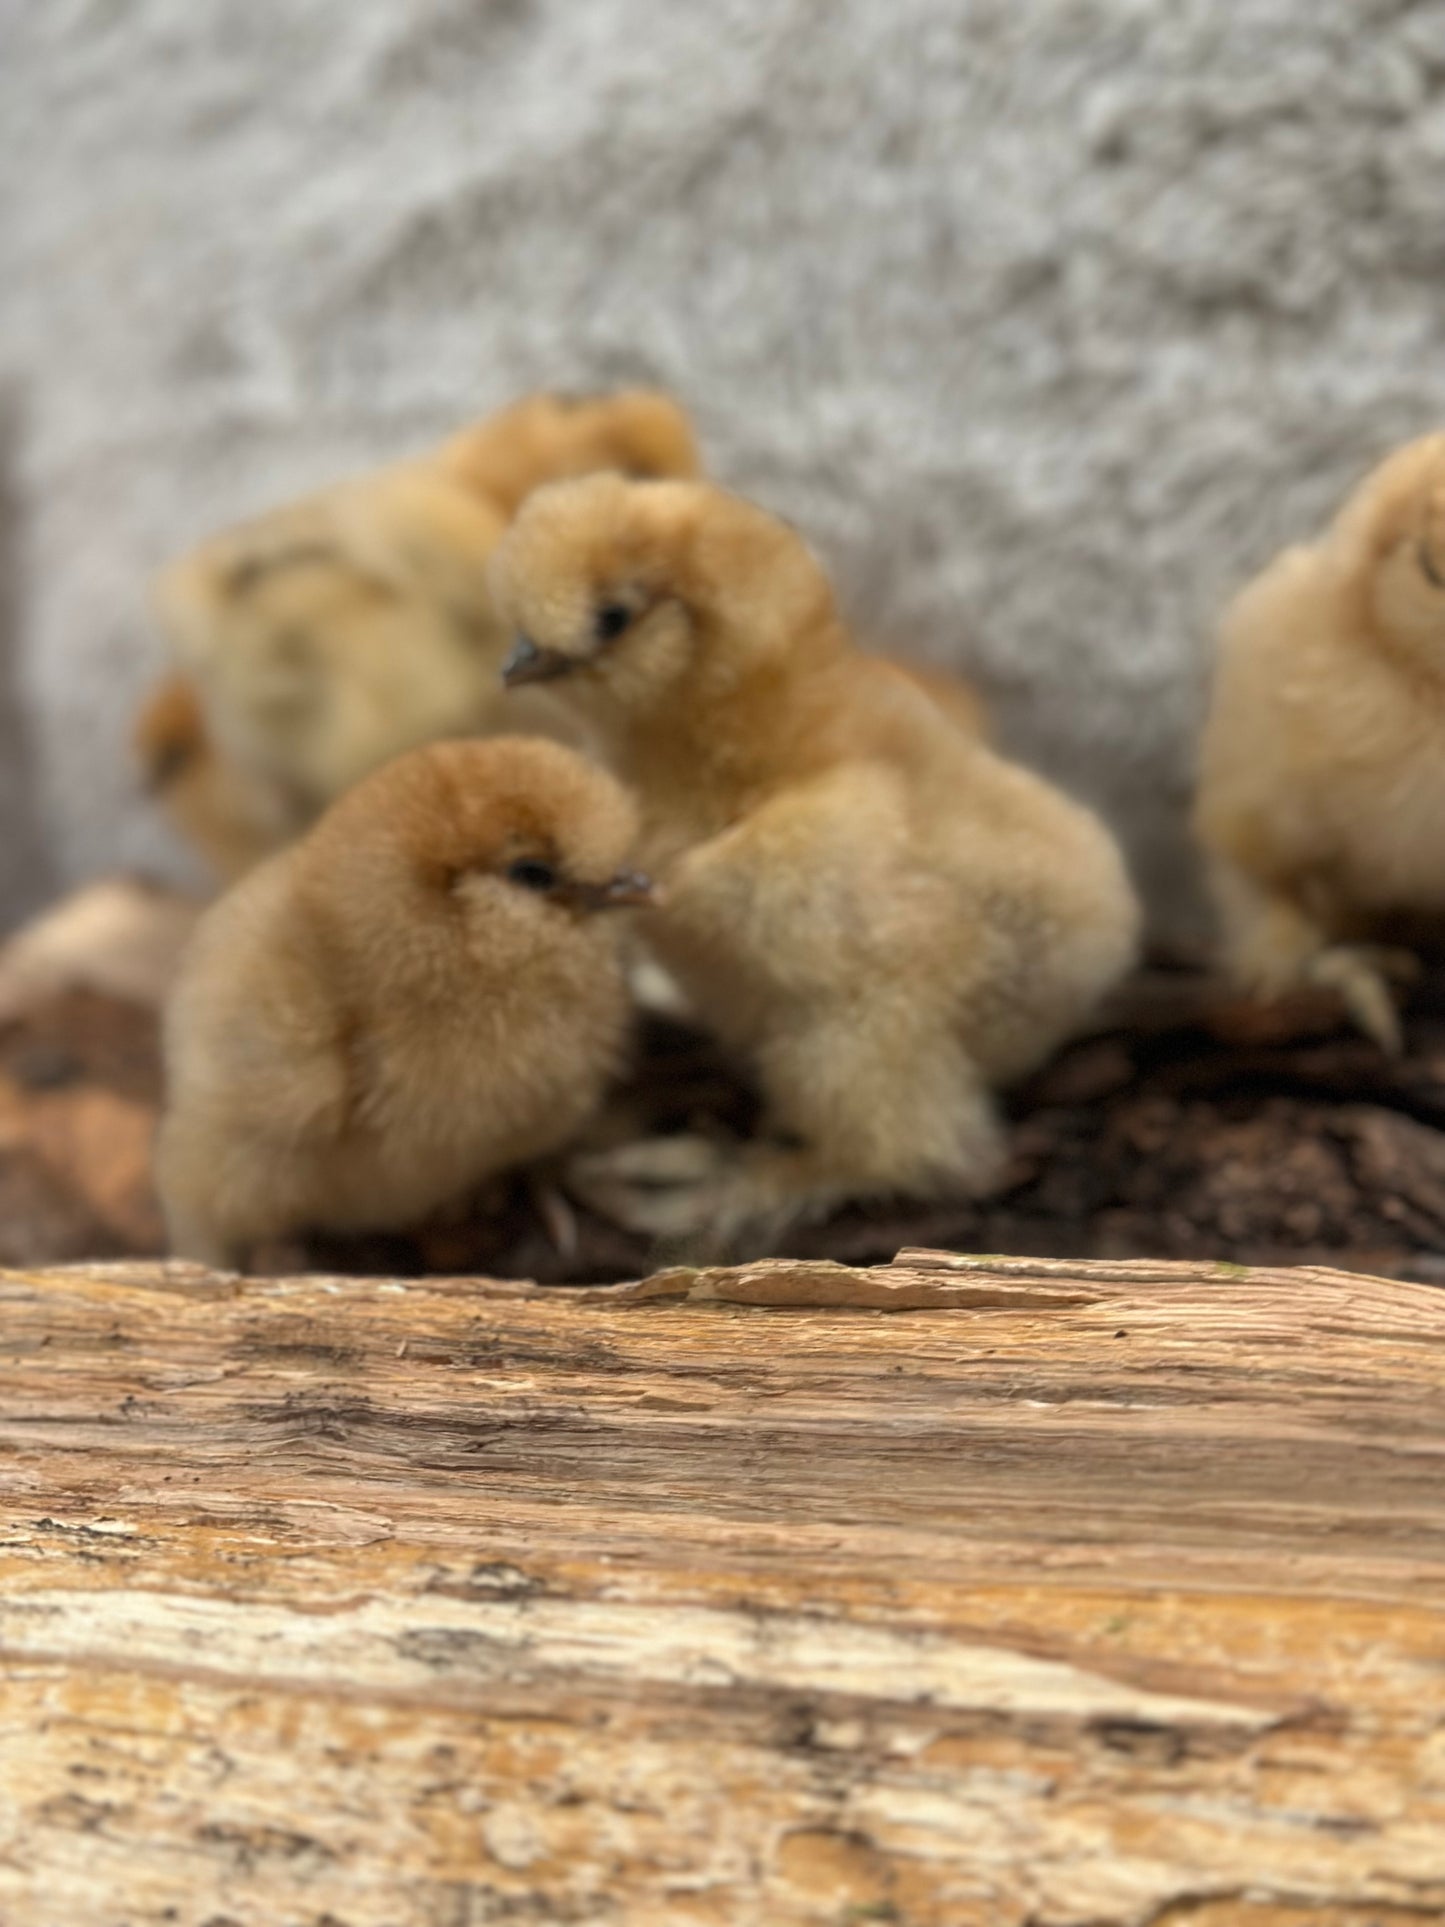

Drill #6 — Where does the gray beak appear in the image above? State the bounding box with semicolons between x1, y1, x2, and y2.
599;869;656;909
558;870;657;913
501;635;576;687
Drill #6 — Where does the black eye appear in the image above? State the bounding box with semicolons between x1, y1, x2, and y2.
508;858;557;893
595;602;632;643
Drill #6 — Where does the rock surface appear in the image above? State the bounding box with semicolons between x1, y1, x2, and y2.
5;2;1445;930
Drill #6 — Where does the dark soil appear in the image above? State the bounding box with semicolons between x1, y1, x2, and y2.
5;969;1445;1283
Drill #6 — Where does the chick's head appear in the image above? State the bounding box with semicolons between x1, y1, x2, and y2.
299;737;651;982
441;390;701;519
576;389;702;484
490;474;702;714
1334;433;1445;659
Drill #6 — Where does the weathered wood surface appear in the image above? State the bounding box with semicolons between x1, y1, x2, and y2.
1;1249;1443;1926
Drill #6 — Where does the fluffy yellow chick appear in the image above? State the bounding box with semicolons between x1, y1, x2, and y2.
151;389;701;872
1195;433;1445;1051
156;737;652;1270
490;475;1139;1246
153;462;571;843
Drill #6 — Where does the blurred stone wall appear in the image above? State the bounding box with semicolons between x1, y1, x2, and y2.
3;0;1445;935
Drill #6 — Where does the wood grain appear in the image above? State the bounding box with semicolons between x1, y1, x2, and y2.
0;1250;1443;1925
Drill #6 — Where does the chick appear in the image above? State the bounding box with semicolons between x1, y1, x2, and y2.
153;463;576;846
156;736;652;1270
133;673;292;881
1195;433;1445;1052
490;475;1139;1247
152;389;701;874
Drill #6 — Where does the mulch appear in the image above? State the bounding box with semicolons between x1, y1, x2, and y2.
4;967;1445;1283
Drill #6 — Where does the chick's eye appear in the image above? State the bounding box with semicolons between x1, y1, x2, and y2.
595;602;632;643
507;858;558;893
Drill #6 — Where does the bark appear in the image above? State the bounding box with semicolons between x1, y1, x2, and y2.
0;1249;1442;1925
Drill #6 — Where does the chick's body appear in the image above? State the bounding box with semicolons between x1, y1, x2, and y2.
491;477;1138;1243
149;390;700;876
157;738;647;1269
1196;434;1445;1049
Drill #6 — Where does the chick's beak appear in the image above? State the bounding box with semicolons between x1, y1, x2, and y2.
557;870;657;913
501;634;576;687
600;868;656;909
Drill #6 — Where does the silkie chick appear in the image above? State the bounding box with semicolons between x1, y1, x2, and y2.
1195;433;1445;1052
156;736;652;1270
152;462;576;854
490;474;1139;1248
150;389;701;873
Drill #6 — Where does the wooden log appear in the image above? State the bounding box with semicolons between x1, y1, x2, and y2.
0;1249;1443;1925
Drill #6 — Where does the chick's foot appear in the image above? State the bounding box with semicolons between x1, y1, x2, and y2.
566;1134;734;1240
1302;943;1419;1054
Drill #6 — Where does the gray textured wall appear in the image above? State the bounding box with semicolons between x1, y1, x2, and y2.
4;0;1445;936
